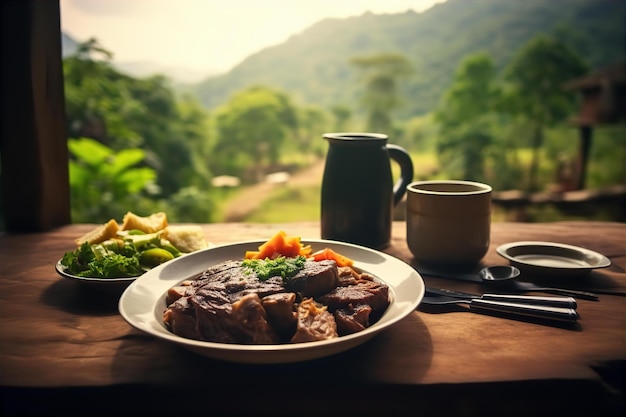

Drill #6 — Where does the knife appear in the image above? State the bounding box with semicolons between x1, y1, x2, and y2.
420;296;580;322
426;287;577;309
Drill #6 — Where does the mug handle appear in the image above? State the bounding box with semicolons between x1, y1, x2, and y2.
387;144;414;206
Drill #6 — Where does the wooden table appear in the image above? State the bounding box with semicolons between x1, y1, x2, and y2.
1;221;625;417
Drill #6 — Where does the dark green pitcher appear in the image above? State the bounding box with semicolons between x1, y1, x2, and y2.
321;132;414;249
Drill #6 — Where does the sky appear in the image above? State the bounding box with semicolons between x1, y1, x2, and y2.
60;0;446;78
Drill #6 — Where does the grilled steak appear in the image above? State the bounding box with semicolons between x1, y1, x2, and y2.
163;257;390;344
164;259;339;344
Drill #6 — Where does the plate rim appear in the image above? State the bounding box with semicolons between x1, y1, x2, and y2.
495;240;611;271
118;238;424;363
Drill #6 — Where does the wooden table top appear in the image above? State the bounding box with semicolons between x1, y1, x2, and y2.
1;221;625;417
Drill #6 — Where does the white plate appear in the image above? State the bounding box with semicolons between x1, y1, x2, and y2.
118;239;424;364
496;241;611;277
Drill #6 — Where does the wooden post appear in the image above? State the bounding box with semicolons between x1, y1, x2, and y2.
577;125;593;190
0;0;71;232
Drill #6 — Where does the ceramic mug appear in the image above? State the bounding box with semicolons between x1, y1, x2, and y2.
321;132;414;249
406;180;492;267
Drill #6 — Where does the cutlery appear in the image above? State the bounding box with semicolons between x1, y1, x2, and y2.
425;287;577;309
416;266;599;300
420;296;580;322
502;281;598;300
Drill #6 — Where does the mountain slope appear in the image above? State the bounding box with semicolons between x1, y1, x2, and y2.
190;0;625;117
61;32;79;57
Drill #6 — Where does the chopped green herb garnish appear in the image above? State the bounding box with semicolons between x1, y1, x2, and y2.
242;255;306;281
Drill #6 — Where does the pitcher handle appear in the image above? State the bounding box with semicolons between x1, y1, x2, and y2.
387;144;414;206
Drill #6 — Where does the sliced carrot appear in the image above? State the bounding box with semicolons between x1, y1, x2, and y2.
245;231;312;259
259;230;285;258
244;250;263;259
311;247;354;267
299;243;312;257
280;235;299;257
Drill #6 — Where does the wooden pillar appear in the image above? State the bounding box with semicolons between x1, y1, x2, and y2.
577;125;593;190
0;0;71;232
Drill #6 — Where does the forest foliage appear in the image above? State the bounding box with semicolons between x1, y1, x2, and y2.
61;0;625;224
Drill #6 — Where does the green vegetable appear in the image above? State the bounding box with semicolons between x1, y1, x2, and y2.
123;231;163;250
159;241;182;257
88;253;143;278
60;234;184;278
242;255;306;281
140;247;175;267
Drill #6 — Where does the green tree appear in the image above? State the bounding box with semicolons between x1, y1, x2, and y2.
434;53;501;182
63;38;213;201
212;86;298;181
67;137;157;222
403;115;438;152
350;53;413;133
175;94;215;190
330;104;352;132
63;38;146;148
62;38;220;223
503;35;588;191
294;105;330;157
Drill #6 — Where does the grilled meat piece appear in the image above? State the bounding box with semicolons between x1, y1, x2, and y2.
334;303;373;335
317;279;390;314
229;293;279;344
163;296;201;340
262;292;297;334
164;288;233;343
291;298;338;343
286;259;339;297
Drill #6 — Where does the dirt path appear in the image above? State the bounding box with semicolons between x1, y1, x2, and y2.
223;159;326;221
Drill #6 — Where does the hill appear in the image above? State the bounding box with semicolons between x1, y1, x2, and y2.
61;32;217;83
189;0;625;117
61;32;79;57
